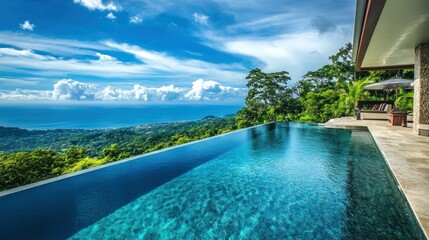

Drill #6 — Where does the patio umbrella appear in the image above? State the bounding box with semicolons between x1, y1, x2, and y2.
363;77;414;105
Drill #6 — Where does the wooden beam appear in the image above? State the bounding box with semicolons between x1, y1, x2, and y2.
360;64;414;71
356;0;387;71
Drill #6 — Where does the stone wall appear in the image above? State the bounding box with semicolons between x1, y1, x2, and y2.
413;43;429;135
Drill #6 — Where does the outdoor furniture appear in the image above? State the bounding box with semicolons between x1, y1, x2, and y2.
388;109;407;127
363;78;413;102
361;78;413;121
356;100;394;120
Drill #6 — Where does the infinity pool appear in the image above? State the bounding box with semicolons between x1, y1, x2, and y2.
0;123;425;239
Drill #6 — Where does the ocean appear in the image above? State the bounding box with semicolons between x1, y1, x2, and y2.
0;104;243;130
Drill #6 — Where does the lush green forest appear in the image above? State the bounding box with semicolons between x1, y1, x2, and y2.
236;43;414;127
0;43;414;191
0;116;237;190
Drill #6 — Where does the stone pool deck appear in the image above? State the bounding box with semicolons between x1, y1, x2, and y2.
324;117;429;238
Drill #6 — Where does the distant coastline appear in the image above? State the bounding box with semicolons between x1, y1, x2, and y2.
0;115;236;154
0;104;243;130
0;115;239;190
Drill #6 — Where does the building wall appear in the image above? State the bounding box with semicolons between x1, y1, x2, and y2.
413;43;429;135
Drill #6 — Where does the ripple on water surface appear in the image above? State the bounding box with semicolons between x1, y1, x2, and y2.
69;123;425;239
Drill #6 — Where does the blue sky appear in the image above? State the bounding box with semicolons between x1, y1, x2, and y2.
0;0;355;103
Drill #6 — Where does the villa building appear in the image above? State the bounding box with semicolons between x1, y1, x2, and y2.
352;0;429;136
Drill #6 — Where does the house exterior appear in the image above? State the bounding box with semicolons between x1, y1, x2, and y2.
352;0;429;136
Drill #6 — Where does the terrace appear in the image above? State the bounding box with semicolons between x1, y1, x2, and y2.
334;0;429;237
352;0;429;136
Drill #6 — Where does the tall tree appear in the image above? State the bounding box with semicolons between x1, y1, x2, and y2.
328;43;356;84
295;43;368;122
236;68;295;128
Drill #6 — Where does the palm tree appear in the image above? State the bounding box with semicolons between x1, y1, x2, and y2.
395;90;414;112
339;78;370;116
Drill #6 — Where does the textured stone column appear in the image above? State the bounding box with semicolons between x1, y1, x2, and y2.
413;43;429;135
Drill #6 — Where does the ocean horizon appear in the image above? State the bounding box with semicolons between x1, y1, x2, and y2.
0;103;243;130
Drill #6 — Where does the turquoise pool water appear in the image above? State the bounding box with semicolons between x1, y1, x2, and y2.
71;123;423;239
0;123;425;239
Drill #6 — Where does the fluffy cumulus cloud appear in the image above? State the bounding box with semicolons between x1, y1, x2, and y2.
192;12;209;25
184;79;246;101
129;16;143;24
52;79;97;100
99;85;133;100
0;79;246;102
133;84;184;101
73;0;118;11
97;84;184;101
19;20;35;31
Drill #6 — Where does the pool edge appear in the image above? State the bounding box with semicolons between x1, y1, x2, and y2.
367;129;429;240
325;123;429;240
0;122;275;198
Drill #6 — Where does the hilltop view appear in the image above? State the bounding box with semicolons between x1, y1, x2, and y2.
1;0;428;239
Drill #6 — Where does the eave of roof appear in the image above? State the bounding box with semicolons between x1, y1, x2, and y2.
352;0;387;71
352;0;429;71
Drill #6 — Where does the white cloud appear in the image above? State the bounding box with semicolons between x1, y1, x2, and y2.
99;85;134;100
19;20;35;31
203;26;352;82
0;32;111;57
106;12;117;20
184;79;246;101
95;52;116;61
103;1;353;83
73;0;119;12
210;0;354;31
0;47;146;78
0;79;246;102
0;89;51;100
52;79;97;100
192;12;208;25
132;84;184;101
96;80;244;102
103;41;246;82
0;48;55;61
226;13;300;32
0;33;247;85
130;16;143;24
116;0;177;19
99;84;185;101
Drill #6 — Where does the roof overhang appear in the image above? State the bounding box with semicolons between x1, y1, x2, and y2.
352;0;429;71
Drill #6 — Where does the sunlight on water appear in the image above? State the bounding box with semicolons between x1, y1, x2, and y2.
69;123;424;239
0;123;423;239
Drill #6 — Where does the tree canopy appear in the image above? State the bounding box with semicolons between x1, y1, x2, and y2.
0;117;238;191
237;42;414;124
236;68;297;127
